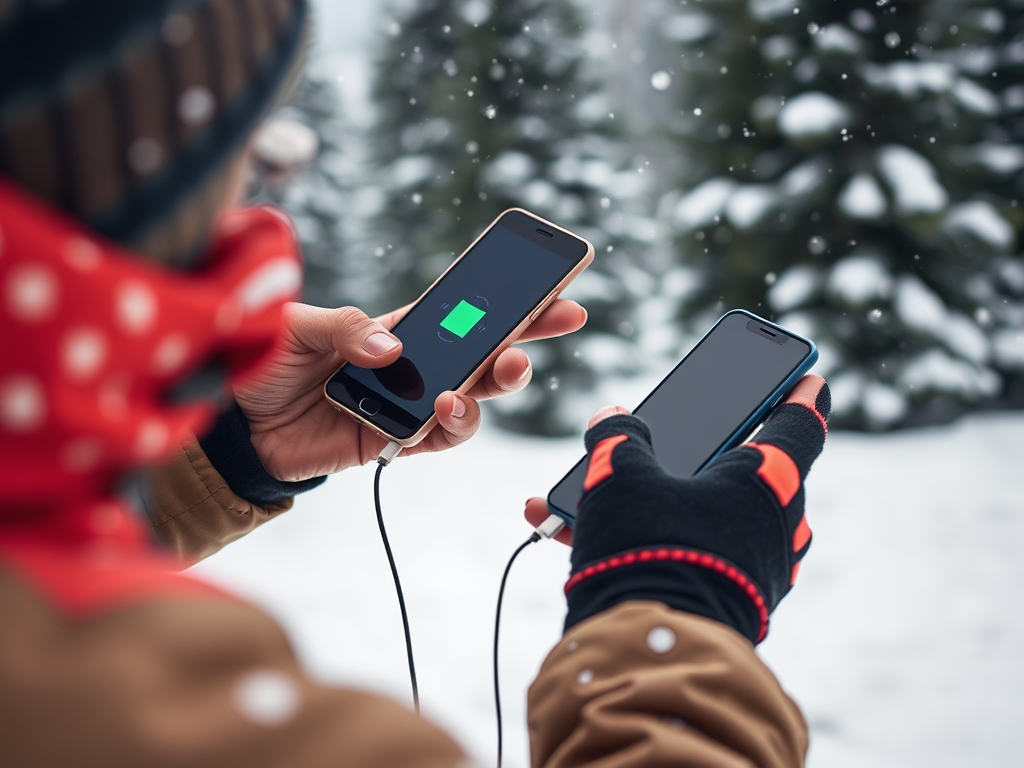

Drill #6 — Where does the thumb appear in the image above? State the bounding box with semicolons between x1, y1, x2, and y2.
288;304;403;367
580;412;662;495
753;374;831;478
588;404;630;429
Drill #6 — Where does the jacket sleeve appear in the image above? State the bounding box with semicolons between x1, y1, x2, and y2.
0;565;467;768
141;437;295;565
528;601;808;768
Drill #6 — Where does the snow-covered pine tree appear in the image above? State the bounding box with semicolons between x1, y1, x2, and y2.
653;0;1024;429
366;0;651;435
254;73;367;310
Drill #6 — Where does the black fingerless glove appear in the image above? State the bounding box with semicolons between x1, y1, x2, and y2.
565;380;831;644
199;401;327;505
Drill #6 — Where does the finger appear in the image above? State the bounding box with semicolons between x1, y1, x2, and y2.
464;347;532;401
580;412;658;495
588;405;630;429
782;374;832;427
430;391;482;449
753;375;831;478
289;304;403;367
524;497;573;546
515;299;587;343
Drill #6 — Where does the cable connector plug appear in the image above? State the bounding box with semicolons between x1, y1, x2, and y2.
377;440;402;467
534;514;566;540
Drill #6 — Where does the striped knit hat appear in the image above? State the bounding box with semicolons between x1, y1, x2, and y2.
0;0;308;266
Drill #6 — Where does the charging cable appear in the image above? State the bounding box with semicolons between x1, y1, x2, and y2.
492;512;566;768
373;441;420;713
373;436;568;758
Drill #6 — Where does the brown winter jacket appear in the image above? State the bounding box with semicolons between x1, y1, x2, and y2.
0;438;808;767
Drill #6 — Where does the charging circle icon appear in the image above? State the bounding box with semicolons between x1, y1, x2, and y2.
439;297;488;341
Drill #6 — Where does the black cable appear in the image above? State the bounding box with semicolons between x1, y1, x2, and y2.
493;532;541;768
373;461;420;714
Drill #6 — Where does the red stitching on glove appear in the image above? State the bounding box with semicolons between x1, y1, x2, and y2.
564;547;770;643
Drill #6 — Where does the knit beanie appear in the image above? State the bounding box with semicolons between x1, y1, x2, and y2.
0;0;308;266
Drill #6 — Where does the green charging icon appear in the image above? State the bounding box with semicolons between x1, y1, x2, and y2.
440;300;486;338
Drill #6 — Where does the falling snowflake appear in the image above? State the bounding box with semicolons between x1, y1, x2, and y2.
651;71;672;90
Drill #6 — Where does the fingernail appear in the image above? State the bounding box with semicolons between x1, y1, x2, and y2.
364;332;399;356
451;396;467;419
592;405;621;422
518;362;533;382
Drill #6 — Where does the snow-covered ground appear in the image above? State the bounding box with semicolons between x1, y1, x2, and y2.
193;405;1024;768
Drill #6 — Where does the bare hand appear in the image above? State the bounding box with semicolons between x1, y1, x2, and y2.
234;300;587;481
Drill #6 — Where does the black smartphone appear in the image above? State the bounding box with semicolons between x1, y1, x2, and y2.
324;209;594;446
546;309;818;525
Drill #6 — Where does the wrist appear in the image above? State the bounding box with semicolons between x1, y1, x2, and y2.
564;547;768;644
198;401;327;505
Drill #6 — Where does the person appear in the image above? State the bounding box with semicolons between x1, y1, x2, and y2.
0;1;830;766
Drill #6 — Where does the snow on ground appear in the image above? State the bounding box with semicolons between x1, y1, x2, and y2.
192;405;1024;768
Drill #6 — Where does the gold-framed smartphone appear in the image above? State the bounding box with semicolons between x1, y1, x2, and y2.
324;208;595;447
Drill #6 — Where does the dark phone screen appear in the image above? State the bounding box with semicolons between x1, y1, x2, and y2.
547;312;812;519
326;212;587;439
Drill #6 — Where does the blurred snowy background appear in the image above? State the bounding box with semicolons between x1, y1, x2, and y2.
197;1;1024;766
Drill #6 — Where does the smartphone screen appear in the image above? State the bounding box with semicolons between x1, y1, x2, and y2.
325;210;591;441
547;310;817;524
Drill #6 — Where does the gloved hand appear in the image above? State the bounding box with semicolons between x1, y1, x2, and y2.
565;375;831;644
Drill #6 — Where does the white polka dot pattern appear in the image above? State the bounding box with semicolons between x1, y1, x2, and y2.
577;668;594;686
63;237;102;271
0;183;299;526
232;670;301;727
152;334;190;375
6;265;57;322
646;626;677;654
62;328;107;379
0;375;46;432
178;85;215;126
236;258;302;313
116;282;157;334
134;419;169;459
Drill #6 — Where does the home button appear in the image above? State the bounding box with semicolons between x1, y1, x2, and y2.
358;397;381;416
